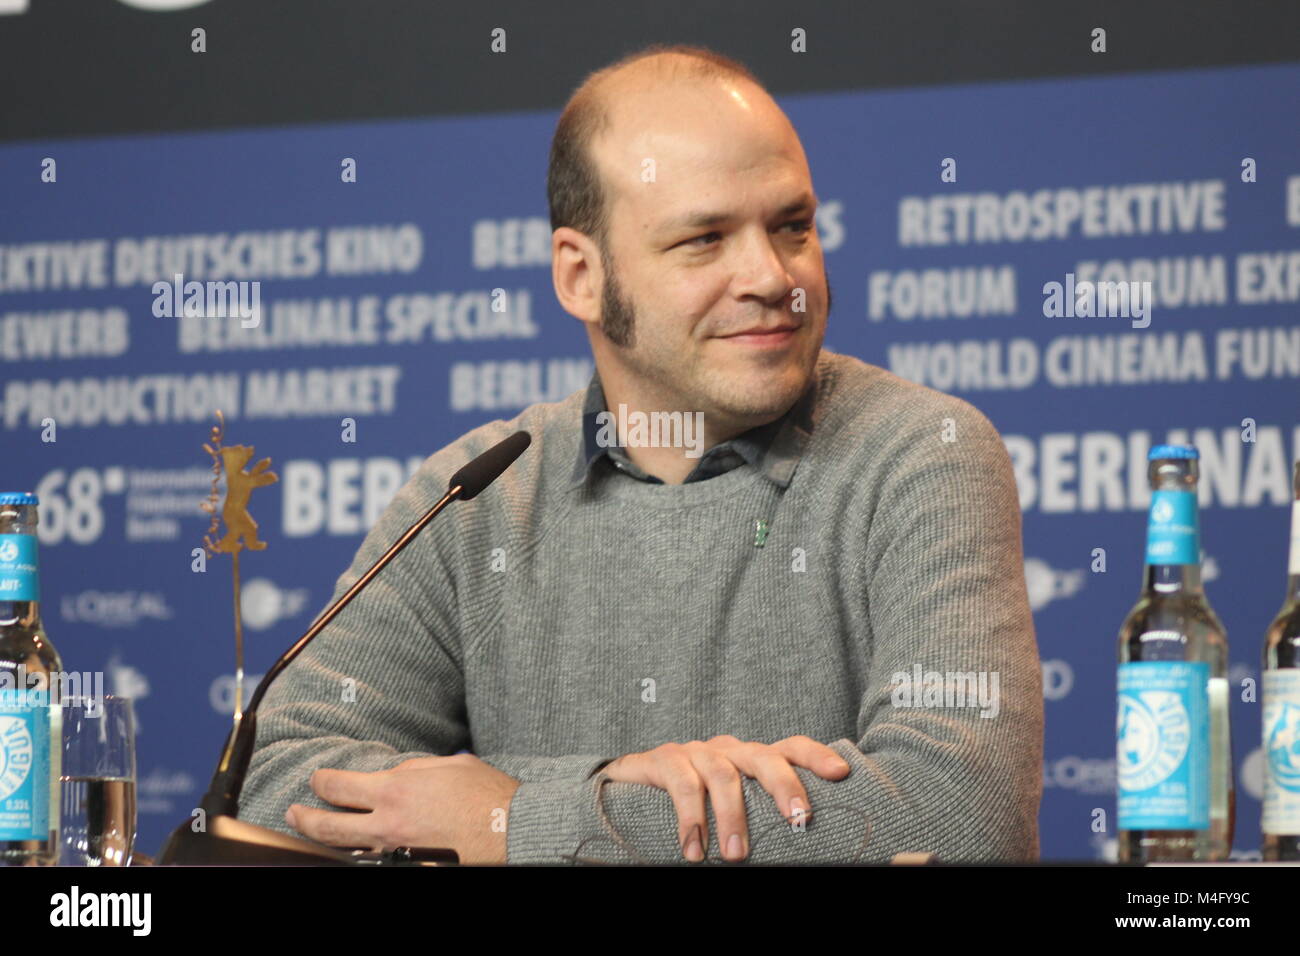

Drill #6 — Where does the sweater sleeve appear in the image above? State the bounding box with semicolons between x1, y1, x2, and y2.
503;400;1043;864
236;463;469;833
236;461;618;838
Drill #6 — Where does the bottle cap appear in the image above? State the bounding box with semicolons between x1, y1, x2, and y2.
0;492;38;505
1147;445;1198;461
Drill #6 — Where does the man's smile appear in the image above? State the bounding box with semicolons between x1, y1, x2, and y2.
714;322;801;348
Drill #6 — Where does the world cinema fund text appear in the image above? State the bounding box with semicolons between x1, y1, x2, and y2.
886;326;1300;392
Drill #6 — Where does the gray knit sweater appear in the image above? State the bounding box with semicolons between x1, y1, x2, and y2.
238;348;1043;863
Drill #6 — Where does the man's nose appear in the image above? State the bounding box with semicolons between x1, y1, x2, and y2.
734;232;797;305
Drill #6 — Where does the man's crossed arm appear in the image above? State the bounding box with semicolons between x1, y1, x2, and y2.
273;735;852;864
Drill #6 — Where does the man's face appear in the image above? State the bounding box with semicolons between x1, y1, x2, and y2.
590;78;829;428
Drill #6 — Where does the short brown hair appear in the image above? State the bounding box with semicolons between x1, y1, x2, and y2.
547;44;764;258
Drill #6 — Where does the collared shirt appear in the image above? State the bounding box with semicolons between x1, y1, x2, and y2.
568;369;817;489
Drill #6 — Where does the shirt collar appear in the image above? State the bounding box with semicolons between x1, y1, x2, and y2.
568;366;817;489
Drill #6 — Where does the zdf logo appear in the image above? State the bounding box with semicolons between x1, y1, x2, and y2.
1042;659;1074;701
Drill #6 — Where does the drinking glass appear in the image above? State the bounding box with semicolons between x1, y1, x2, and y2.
59;695;136;866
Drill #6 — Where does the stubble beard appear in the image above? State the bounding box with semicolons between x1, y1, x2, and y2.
597;256;829;421
599;246;636;348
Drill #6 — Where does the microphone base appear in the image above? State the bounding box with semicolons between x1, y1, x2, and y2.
157;814;365;865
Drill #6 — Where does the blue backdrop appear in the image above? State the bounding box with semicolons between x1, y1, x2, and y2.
2;61;1298;860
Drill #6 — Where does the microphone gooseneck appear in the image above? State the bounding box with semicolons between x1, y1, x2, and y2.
162;430;531;862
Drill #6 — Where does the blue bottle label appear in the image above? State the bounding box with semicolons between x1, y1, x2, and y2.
1145;490;1200;565
1117;661;1210;829
0;689;51;841
0;534;39;601
1262;669;1300;834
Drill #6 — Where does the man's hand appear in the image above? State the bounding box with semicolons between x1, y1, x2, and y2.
284;753;520;864
600;734;851;862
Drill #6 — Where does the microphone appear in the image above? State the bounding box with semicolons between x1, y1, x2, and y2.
449;429;530;500
158;430;532;865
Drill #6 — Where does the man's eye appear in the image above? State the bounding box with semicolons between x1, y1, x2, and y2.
677;221;810;249
684;232;721;247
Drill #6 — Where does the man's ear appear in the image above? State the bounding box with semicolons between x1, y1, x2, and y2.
552;227;601;327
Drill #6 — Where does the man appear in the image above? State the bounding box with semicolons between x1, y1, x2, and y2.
238;44;1043;864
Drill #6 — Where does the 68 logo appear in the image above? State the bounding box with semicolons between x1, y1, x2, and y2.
33;468;118;545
